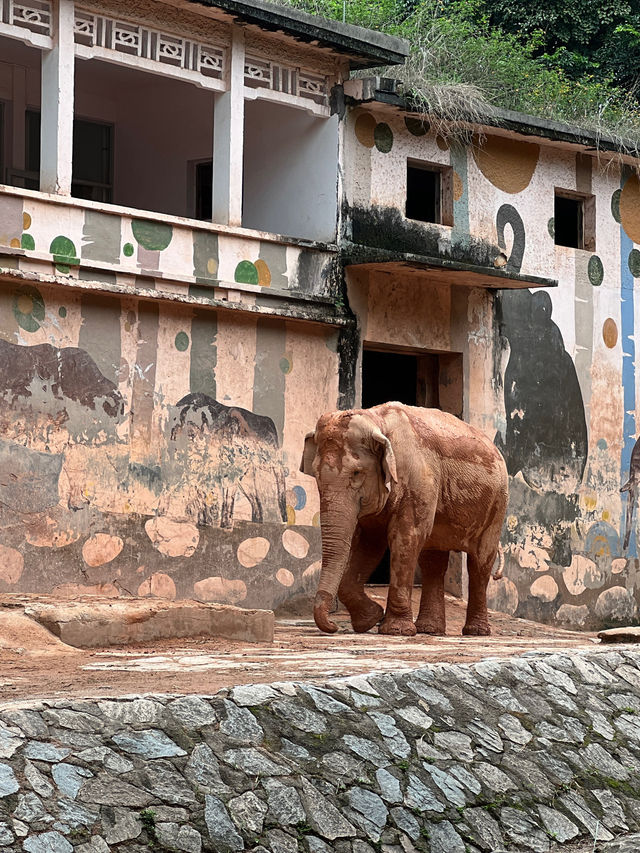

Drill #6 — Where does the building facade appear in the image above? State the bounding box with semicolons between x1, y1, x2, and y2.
0;0;639;630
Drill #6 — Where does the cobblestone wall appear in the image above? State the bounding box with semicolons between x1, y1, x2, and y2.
2;649;640;852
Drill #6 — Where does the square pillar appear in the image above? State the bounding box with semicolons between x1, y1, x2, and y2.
212;25;244;226
40;0;75;194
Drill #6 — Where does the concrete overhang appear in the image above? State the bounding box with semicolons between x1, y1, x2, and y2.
344;251;557;290
185;0;410;69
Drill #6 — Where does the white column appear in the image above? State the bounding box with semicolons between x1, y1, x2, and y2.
212;25;244;226
40;0;75;194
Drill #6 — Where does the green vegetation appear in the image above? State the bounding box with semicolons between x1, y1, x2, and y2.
273;0;640;149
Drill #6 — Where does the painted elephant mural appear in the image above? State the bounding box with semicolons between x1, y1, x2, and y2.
161;392;287;529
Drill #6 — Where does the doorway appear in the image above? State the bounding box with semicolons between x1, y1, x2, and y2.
361;346;463;582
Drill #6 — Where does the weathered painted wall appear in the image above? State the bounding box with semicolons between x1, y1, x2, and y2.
0;193;343;607
344;104;640;630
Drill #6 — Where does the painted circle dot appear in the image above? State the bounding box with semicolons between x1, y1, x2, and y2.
629;248;640;278
603;318;618;349
58;306;67;318
547;217;555;238
404;116;429;136
354;113;376;148
123;243;135;257
207;257;218;276
279;357;292;374
588;255;604;287
17;294;33;314
22;212;32;231
436;135;449;151
175;331;189;351
611;189;621;224
374;122;393;154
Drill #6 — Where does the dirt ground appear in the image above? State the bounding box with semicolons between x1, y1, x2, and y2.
0;588;598;704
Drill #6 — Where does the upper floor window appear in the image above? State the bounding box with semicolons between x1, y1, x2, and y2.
554;190;595;251
406;160;453;227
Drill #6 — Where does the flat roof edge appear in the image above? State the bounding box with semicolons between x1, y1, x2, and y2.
186;0;410;68
355;78;639;156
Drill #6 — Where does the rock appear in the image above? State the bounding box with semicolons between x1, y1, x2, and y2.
422;764;466;807
0;823;12;847
2;709;48;738
300;685;352;714
497;713;532;745
500;807;550;852
395;706;433;730
390;807;420;840
264;780;306;825
176;825;202;853
220;700;264;744
0;764;19;797
342;735;390;768
347;787;388;840
231;684;279;706
25;761;54;798
300;777;356;840
433;731;473;761
321;751;371;784
102;806;142;844
272;699;327;734
56;799;99;828
467;719;504;753
43;709;102;733
167;696;217;728
428;819;465;853
23;832;73;853
97;699;164;724
204;795;244;852
464;806;505;850
79;773;153;807
593;788;629;831
581;742;629;781
185;743;229;792
13;791;48;823
156;822;179;848
368;712;410;759
559;791;615;841
281;739;310;760
448;764;482;795
111;729;186;758
306;838;332;853
602;834;640;852
266;828;298;853
0;723;24;758
223;747;288;776
23;742;70;762
405;773;444;813
134;760;197;804
51;763;91;799
537;804;580;842
75;839;109;853
376;768;402;804
474;762;515;793
228;791;268;833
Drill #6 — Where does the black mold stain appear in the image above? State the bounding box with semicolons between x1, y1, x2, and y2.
346;203;504;268
0;339;124;419
496;204;525;273
496;289;588;494
329;83;346;119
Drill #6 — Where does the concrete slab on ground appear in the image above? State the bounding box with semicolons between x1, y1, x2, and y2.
23;598;274;647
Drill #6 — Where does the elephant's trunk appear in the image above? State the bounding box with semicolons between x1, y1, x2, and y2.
314;501;359;634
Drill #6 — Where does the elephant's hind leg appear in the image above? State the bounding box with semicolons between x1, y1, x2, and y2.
415;549;449;635
462;552;493;636
338;526;387;633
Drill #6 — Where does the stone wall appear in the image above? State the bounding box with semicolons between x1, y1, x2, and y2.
2;648;640;851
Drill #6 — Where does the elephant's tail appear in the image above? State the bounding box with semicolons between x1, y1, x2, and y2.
492;545;504;580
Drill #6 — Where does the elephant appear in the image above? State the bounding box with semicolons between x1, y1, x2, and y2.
300;402;508;637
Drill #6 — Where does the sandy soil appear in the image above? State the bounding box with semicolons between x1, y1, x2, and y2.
0;588;598;704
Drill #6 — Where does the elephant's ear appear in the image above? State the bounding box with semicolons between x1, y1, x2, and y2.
300;432;317;476
370;427;397;491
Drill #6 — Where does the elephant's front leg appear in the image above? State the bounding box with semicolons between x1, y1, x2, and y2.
380;515;424;637
338;525;387;633
415;549;449;635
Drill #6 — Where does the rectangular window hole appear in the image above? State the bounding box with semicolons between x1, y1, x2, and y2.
406;163;441;224
554;193;583;249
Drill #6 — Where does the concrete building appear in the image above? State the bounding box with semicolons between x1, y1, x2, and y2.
0;0;638;630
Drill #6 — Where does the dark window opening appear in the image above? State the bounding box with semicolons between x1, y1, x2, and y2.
554;194;583;249
361;347;463;584
72;119;113;203
406;163;440;224
195;160;213;221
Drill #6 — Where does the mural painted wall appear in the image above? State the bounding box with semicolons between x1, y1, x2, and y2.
0;196;342;609
345;105;640;629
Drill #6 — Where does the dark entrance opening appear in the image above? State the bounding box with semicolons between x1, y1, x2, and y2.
360;346;464;584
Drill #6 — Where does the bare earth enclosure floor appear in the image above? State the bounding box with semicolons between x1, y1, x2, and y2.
0;588;596;702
